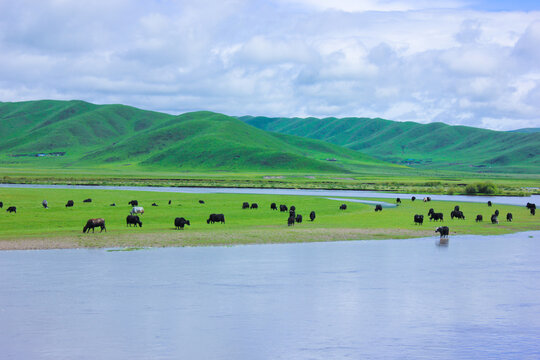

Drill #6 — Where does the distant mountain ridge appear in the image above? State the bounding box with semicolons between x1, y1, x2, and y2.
0;100;394;173
239;116;540;173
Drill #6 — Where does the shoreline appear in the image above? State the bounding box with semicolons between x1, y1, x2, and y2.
1;227;536;251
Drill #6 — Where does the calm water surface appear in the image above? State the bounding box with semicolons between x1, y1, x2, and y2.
1;183;538;206
1;232;540;359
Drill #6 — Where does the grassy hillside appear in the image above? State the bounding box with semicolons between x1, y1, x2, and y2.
0;100;395;173
240;116;540;173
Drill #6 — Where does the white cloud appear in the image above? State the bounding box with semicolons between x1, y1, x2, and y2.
0;0;539;130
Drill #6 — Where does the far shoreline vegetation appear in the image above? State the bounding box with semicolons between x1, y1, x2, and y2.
1;168;538;197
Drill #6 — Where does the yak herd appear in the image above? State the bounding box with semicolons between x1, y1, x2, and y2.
1;196;536;238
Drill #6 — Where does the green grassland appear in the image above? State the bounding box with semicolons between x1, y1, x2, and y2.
240;115;540;173
1;188;537;250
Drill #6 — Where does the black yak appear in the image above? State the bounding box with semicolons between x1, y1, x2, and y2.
310;211;316;221
475;214;483;222
506;213;513;222
271;203;277;210
242;202;250;209
287;215;295;226
430;212;444;221
295;214;302;223
128;200;139;206
414;214;424;225
435;226;449;238
6;206;16;213
280;204;288;212
339;204;347;210
207;214;225;224
375;204;382;212
65;200;74;207
251;203;258;209
174;217;190;230
126;215;142;227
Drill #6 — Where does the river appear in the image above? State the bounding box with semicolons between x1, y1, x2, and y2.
1;231;539;359
1;183;538;206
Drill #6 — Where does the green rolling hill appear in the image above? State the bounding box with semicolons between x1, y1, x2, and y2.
0;100;395;173
239;116;540;173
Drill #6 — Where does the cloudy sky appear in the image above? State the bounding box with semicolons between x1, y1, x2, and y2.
1;0;539;130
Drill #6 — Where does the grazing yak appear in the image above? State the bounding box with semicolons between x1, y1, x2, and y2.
289;209;296;218
476;215;483;222
83;198;92;203
251;203;258;209
531;208;536;216
0;201;3;208
110;203;116;206
295;214;303;223
287;215;295;226
271;203;277;210
199;200;205;204
290;205;296;212
423;197;431;202
494;209;499;216
65;200;74;207
451;210;465;220
396;198;401;203
414;214;424;225
454;205;460;212
411;196;416;202
435;226;449;239
174;217;190;230
428;208;435;217
130;206;144;215
339;204;347;210
526;202;536;210
126;215;142;227
83;218;106;233
506;213;513;222
168;200;172;205
207;213;225;224
151;203;158;207
430;212;444;221
310;211;316;221
6;206;16;213
42;200;48;209
375;204;383;212
280;204;288;212
128;200;138;206
242;202;250;209
487;201;492;207
491;214;499;224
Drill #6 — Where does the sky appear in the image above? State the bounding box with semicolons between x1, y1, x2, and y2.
1;0;539;130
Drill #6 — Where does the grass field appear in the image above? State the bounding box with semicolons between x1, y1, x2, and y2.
1;188;537;250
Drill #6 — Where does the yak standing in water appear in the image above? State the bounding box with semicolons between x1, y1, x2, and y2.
435;226;449;239
83;218;106;233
